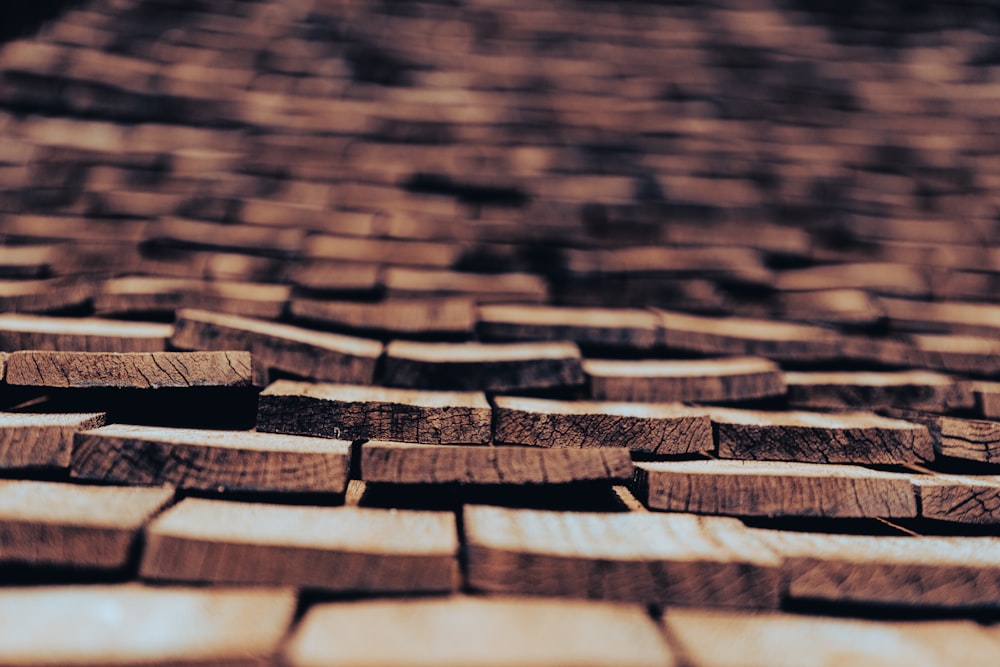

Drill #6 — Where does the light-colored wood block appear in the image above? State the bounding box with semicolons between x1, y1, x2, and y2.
290;297;477;336
6;351;253;388
464;506;781;608
72;425;351;494
911;473;1000;524
775;262;929;297
141;498;459;593
0;412;105;470
478;304;659;349
493;395;712;455
784;370;975;412
257;380;491;444
0;314;171;352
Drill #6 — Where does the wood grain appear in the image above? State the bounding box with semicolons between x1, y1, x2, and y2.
784;370;975;412
0;412;105;470
290;297;477;335
911;473;1000;524
72;424;351;494
141;498;459;593
0;314;171;352
257;380;491;444
934;415;1000;463
478;304;660;349
493;395;713;455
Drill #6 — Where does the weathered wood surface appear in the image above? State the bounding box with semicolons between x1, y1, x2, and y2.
712;408;934;465
290;297;477;335
141;498;459;593
0;314;171;352
464;506;781;608
934;415;1000;463
784;370;975;412
361;441;633;485
634;460;917;518
0;412;105;470
478;304;660;349
285;597;676;667
493;395;712;455
911;473;1000;524
584;357;785;403
382;340;585;391
0;480;172;569
257;380;492;444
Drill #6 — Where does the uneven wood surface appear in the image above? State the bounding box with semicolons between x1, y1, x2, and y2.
0;314;171;352
142;498;459;593
257;380;491;444
72;424;351;494
478;304;660;349
290;297;477;335
0;412;105;469
784;370;975;412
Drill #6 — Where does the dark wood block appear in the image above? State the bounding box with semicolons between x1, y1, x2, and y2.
0;412;105;470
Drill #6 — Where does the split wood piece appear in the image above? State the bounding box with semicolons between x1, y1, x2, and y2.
654;310;844;362
0;314;172;352
382;341;585;392
493;396;713;455
0;412;105;470
94;277;291;320
6;351;252;389
304;234;461;268
0;278;93;313
290;297;477;336
910;473;1000;524
382;268;549;304
464;506;781;608
712;408;934;465
141;498;459;593
257;380;491;444
362;441;633;485
287;260;382;293
0;480;172;570
585;357;785;403
72;425;351;494
0;585;296;667
881;297;1000;337
774;262;930;297
753;528;1000;609
784;370;975;412
972;381;1000;419
634;460;917;518
663;608;1000;667
171;309;383;386
478;304;659;349
285;596;676;667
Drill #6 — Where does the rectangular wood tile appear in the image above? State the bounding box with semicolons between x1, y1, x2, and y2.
0;412;105;470
784;370;975;412
0;314;172;352
257;380;491;444
290;297;477;336
478;304;660;349
72;424;351;494
141;498;459;593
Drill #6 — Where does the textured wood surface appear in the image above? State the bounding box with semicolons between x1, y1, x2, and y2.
142;498;459;593
912;474;1000;524
290;297;477;335
72;424;351;493
0;480;172;569
0;314;171;352
0;412;105;469
285;597;676;667
934;415;1000;463
584;357;785;403
257;380;492;444
634;460;917;518
464;506;781;608
478;304;660;349
784;370;974;412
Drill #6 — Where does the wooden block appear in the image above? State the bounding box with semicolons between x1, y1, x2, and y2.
0;584;295;667
634;460;917;518
712;408;934;465
784;370;974;412
383;268;549;304
774;262;930;297
663;608;1000;667
493;395;712;455
881;297;1000;337
285;597;676;667
141;498;459;593
911;473;1000;524
6;351;253;389
94;277;290;320
0;278;93;313
72;424;351;494
287;260;381;293
973;381;1000;418
146;217;305;258
0;244;63;279
171;309;382;386
0;314;171;352
585;357;785;403
0;412;105;470
933;415;1000;463
305;234;460;268
464;506;781;608
290;297;477;336
0;480;172;569
382;341;585;392
910;334;1000;376
779;289;885;326
362;441;632;485
257;380;491;444
478;304;659;349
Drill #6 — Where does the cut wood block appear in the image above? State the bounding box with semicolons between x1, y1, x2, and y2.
774;262;930;297
973;381;1000;418
910;334;1000;376
0;480;172;569
6;351;253;389
0;314;171;352
287;260;381;293
0;278;93;313
362;441;632;485
0;244;63;278
779;289;885;326
142;498;459;593
290;297;477;336
585;357;785;403
257;380;491;444
382;341;585;392
663;608;1000;667
634;460;917;518
784;370;974;412
478;304;659;349
464;506;781;608
881;297;1000;337
285;596;676;667
712;408;934;465
146;217;305;258
305;234;460;268
0;412;105;470
94;277;290;320
72;424;351;494
493;396;712;455
933;415;1000;463
0;585;295;667
911;473;1000;524
171;309;382;386
383;268;549;304
654;310;844;361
